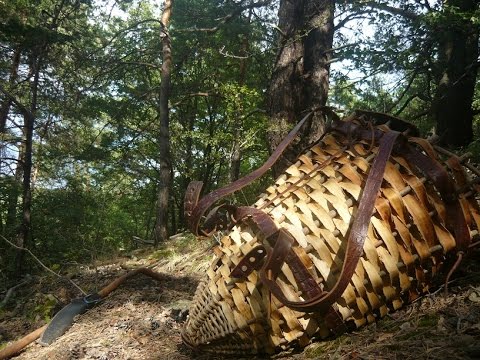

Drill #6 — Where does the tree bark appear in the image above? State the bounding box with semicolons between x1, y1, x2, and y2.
15;54;40;273
0;49;22;237
154;0;173;246
4;141;24;238
267;0;335;176
0;47;21;134
432;0;479;147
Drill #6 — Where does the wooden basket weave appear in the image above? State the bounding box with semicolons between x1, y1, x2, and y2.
181;112;480;355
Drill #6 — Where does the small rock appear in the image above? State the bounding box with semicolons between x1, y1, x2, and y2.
468;290;480;303
170;308;189;323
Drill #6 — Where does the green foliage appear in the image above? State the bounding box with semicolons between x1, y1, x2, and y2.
0;0;277;282
31;293;57;323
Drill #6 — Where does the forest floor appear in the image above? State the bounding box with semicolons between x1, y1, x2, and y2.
1;234;480;360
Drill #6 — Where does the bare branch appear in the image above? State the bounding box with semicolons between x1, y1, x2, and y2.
321;42;359;56
219;46;249;59
325;57;340;66
0;234;87;295
1;157;24;164
388;69;420;113
394;93;421;116
272;24;288;38
0;276;32;309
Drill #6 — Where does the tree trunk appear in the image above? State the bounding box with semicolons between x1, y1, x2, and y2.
154;0;173;246
4;141;24;238
15;54;40;273
267;0;335;176
229;12;251;183
432;0;479;147
0;49;22;237
0;47;21;134
178;105;195;228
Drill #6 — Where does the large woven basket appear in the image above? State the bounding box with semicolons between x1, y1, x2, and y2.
181;111;480;355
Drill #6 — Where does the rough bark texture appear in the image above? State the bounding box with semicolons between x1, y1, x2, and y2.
5;140;24;237
267;0;335;176
0;48;21;134
432;0;479;147
154;0;173;246
0;49;22;238
15;54;40;273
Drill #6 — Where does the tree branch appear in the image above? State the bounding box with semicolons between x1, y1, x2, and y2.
394;93;421;116
219;46;249;59
171;91;221;107
388;68;419;113
0;276;32;309
0;234;86;295
177;0;273;33
334;13;369;30
0;83;34;120
361;1;419;21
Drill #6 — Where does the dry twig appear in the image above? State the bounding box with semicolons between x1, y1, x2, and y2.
0;234;86;295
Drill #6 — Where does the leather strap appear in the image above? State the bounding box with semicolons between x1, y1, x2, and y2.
259;129;401;312
228;209;328;315
400;143;471;253
184;112;313;236
332;118;470;253
228;207;322;298
230;245;267;279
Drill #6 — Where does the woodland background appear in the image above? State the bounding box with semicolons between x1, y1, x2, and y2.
0;0;479;290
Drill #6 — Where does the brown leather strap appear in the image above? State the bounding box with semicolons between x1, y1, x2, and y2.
228;207;321;293
229;209;326;307
259;129;401;312
230;245;267;279
331;118;470;253
184;111;313;236
400;144;471;253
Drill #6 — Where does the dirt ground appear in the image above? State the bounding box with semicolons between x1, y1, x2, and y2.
1;236;480;360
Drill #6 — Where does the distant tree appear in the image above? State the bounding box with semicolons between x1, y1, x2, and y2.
154;0;173;246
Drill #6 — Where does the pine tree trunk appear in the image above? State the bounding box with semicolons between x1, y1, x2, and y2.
432;0;479;147
154;0;173;246
0;47;21;134
4;141;24;238
267;0;335;176
1;48;22;238
15;55;40;273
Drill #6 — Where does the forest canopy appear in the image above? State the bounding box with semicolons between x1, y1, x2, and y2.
0;0;479;284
